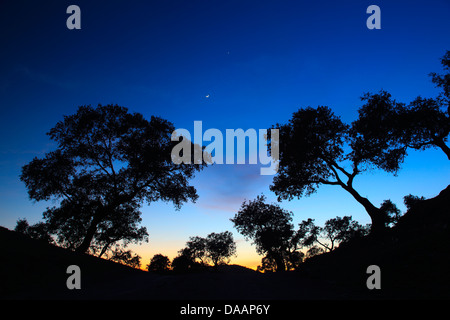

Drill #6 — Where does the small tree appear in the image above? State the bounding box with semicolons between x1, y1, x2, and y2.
178;231;237;267
257;255;277;273
305;246;325;259
322;216;369;249
184;236;208;265
404;194;426;211
147;254;171;272
172;252;196;272
205;231;237;267
296;216;369;253
14;218;54;244
231;195;300;272
380;200;402;227
109;246;142;269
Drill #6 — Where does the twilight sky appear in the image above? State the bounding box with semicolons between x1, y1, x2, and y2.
1;0;449;269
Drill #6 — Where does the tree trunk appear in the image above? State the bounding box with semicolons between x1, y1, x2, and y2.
98;242;112;258
435;139;450;161
341;184;386;235
273;252;286;272
75;214;103;253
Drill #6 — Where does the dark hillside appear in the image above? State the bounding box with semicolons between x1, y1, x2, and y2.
0;226;362;300
2;185;448;299
299;185;450;298
0;226;147;299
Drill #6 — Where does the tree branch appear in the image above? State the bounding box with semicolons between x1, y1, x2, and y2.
347;165;360;188
327;163;346;186
86;138;112;177
317;179;341;186
315;238;332;252
330;160;352;179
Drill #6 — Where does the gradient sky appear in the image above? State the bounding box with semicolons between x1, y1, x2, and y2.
1;0;450;269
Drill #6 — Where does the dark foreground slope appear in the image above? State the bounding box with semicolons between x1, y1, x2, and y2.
0;225;147;299
0;226;364;300
1;185;449;300
0;228;364;300
300;184;450;299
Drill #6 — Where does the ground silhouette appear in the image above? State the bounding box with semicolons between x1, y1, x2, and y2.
0;225;364;299
298;184;450;299
1;185;449;299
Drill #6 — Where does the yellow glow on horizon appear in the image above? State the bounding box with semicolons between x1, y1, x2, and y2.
129;241;261;271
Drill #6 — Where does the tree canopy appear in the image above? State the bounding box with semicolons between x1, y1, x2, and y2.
178;231;237;267
205;231;237;267
351;90;450;173
268;51;450;235
269;106;387;234
351;51;450;174
147;254;171;272
20;104;204;253
231;195;301;272
296;216;369;252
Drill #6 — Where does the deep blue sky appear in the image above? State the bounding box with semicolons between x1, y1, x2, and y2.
1;0;449;268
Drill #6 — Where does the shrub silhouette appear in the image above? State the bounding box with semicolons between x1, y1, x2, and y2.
108;246;142;269
231;195;302;272
14;218;54;244
205;231;237;267
296;217;369;253
177;231;237;268
147;254;171;272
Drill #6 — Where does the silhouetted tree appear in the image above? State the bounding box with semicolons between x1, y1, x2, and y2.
184;236;208;265
350;90;408;173
403;194;426;211
172;252;196;272
93;205;149;258
205;231;237;267
430;50;450;101
179;232;236;267
147;254;171;272
108;246;142;269
402;95;450;160
322;216;369;249
286;250;304;270
352;91;450;171
269;106;386;234
231;195;301;272
14;219;29;234
294;218;320;248
351;52;450;172
257;255;277;273
380;200;402;227
20;105;204;253
305;246;325;259
295;216;368;252
14;218;54;244
257;250;304;273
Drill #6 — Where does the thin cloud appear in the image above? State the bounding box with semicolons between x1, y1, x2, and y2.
194;164;273;214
